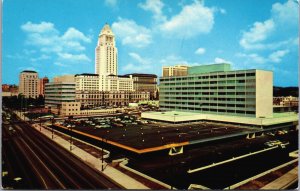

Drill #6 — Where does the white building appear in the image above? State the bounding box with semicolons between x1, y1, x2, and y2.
19;70;39;98
95;24;118;76
74;73;133;92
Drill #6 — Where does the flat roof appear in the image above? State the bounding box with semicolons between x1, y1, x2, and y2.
142;111;298;126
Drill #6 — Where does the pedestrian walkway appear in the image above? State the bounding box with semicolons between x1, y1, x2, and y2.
15;112;149;189
261;167;298;189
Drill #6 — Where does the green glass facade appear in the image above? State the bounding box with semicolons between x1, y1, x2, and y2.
187;63;231;75
159;69;257;117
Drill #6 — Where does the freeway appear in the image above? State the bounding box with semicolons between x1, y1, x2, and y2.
2;114;123;189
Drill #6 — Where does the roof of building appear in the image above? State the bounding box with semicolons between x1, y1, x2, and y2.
142;111;298;126
21;70;37;73
75;73;99;77
100;23;114;36
124;73;157;78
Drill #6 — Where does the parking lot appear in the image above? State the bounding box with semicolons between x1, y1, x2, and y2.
56;115;255;150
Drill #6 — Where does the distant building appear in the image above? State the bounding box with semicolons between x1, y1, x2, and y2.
2;84;10;92
19;70;39;98
159;63;273;118
124;73;158;100
162;65;188;77
95;24;117;76
38;77;49;96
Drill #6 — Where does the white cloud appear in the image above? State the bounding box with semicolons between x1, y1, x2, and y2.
139;0;166;22
61;27;91;43
105;0;117;7
159;1;214;38
21;21;58;34
236;53;267;64
214;57;232;64
58;53;91;62
268;49;289;63
239;0;298;50
30;54;51;62
21;21;91;63
123;63;151;72
112;18;152;48
271;0;299;26
195;48;206;55
128;52;151;65
237;49;289;64
240;19;275;50
159;54;189;66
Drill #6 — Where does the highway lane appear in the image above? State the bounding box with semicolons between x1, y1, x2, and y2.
3;114;123;189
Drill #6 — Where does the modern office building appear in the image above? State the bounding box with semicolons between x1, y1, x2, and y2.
162;65;188;77
124;73;158;100
19;70;39;98
159;63;273;118
95;23;117;76
38;77;49;96
45;82;76;108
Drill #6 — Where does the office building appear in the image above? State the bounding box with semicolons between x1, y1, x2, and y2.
38;77;49;96
45;75;76;109
162;65;188;77
95;23;117;76
124;73;158;100
159;63;273;118
19;70;39;98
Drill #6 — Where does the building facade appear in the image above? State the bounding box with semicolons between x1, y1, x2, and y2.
19;70;39;98
162;65;188;77
44;82;76;109
75;90;150;108
124;73;158;100
95;24;118;76
159;64;273;118
38;77;49;96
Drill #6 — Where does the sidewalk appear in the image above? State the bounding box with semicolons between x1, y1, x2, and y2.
16;111;150;189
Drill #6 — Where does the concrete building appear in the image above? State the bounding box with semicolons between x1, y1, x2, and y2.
19;70;39;98
162;65;188;77
159;63;273;118
75;90;150;108
95;23;117;76
38;77;49;96
124;73;158;100
75;73;133;92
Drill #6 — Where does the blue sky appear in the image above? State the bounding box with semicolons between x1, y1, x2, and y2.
2;0;299;86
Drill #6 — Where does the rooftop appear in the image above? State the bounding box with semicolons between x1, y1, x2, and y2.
142;111;298;126
75;73;99;77
21;70;37;73
124;73;157;78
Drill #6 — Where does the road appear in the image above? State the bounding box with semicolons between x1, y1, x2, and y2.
2;113;123;189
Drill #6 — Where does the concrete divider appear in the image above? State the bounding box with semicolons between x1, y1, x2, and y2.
188;183;210;190
114;158;174;189
224;158;298;189
188;146;279;173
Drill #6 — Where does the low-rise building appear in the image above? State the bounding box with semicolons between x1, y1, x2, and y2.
61;102;81;116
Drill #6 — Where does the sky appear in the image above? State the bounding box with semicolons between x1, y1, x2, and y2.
2;0;299;86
